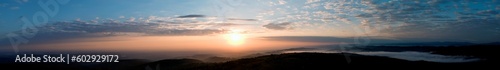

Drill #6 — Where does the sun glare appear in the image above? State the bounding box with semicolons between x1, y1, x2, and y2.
225;30;245;46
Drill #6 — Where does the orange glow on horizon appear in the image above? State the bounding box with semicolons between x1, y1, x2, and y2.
17;34;330;56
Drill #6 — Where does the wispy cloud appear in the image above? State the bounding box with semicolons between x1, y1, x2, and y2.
352;0;500;42
262;22;293;30
119;16;125;18
227;18;258;21
262;36;400;44
260;0;500;42
10;6;19;10
177;14;205;18
305;0;321;4
0;16;238;46
15;0;29;4
277;0;287;5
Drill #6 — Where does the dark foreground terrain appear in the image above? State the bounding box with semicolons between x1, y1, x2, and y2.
1;43;498;70
130;53;438;70
1;52;494;70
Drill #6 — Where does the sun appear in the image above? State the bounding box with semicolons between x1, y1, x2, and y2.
224;30;245;46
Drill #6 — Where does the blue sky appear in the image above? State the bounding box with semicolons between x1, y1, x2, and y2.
1;0;211;32
0;0;499;46
0;0;274;34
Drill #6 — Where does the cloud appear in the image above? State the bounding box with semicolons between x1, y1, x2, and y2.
145;29;227;36
263;36;352;43
128;17;136;22
15;0;29;4
74;18;81;21
277;0;287;5
48;21;223;36
262;36;401;44
209;23;245;27
306;0;321;4
177;14;205;18
312;11;332;17
477;10;498;15
261;36;482;45
262;22;293;30
0;17;234;46
303;0;500;42
227;18;258;21
119;16;125;18
10;7;19;10
153;20;184;24
323;2;334;10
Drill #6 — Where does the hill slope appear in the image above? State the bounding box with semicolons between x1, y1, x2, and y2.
134;53;438;70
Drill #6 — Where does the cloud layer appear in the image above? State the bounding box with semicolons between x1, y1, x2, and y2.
260;0;500;42
262;22;293;30
0;15;244;46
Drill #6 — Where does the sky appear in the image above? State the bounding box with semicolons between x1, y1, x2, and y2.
0;0;499;57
